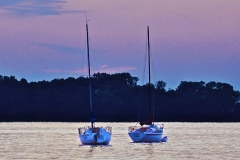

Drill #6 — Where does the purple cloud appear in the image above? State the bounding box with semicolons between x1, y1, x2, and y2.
0;0;83;17
71;65;136;75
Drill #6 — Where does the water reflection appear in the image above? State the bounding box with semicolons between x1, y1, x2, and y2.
78;144;96;159
90;144;112;148
79;144;112;148
85;145;95;159
1;123;240;159
79;144;113;159
146;143;154;158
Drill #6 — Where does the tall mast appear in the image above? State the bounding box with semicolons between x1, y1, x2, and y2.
147;26;152;123
86;21;94;128
139;26;152;126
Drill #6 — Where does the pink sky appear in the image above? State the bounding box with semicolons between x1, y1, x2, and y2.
0;0;240;90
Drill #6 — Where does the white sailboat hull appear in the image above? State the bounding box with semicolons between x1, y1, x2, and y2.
80;133;111;145
128;132;163;142
79;127;112;145
128;124;164;142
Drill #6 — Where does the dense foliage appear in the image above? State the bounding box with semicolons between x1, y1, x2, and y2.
0;73;240;122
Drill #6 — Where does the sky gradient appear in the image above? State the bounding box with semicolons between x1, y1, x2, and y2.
0;0;240;90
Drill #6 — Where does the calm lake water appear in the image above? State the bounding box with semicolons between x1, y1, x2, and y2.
0;122;240;159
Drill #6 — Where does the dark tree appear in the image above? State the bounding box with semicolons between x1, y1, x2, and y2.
0;74;239;122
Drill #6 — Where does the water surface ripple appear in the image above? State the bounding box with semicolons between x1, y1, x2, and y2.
0;122;239;159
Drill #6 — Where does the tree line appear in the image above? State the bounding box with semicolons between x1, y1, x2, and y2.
0;73;240;122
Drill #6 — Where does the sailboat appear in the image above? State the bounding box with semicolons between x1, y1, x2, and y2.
128;26;167;142
78;20;112;145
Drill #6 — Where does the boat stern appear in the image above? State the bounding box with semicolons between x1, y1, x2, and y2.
78;126;112;145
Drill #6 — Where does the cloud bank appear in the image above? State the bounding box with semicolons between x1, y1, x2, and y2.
0;0;82;17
